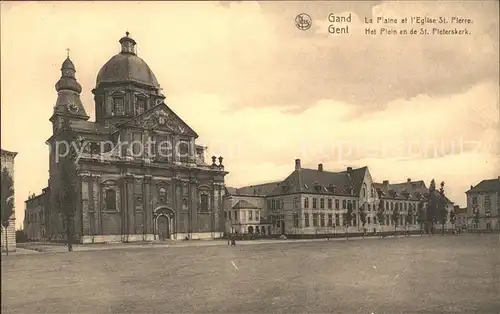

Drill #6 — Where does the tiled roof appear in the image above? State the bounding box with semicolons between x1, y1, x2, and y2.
374;180;428;201
234;181;281;196
466;178;500;194
374;180;454;204
267;166;367;196
224;186;238;196
69;120;114;134
232;200;260;209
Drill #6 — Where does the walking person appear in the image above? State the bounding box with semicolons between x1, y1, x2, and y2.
231;235;236;247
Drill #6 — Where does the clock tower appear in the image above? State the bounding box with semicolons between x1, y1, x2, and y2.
49;56;89;133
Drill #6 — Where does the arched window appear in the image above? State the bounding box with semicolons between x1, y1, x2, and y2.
158;187;167;203
342;200;347;209
304;197;309;208
362;183;367;197
178;141;189;162
112;97;124;116
106;189;116;210
200;193;209;212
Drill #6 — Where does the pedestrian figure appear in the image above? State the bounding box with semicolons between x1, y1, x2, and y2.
231;237;236;247
227;235;230;245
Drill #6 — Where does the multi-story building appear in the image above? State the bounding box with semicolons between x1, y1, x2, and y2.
466;177;500;230
223;184;275;235
35;33;228;244
453;205;467;229
1;148;17;252
224;159;458;236
24;189;50;241
224;160;382;235
374;179;455;231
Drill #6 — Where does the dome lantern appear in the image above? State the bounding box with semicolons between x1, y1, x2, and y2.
119;31;137;55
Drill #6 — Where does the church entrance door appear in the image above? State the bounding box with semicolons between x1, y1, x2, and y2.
157;215;170;241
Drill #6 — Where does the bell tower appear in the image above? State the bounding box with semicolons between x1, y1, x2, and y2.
49;51;89;134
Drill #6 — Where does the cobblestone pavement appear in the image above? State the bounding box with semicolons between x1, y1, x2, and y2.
16;234;438;253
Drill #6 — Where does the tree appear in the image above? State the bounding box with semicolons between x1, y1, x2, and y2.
417;199;425;235
55;119;80;252
437;181;447;235
449;209;456;234
406;203;414;236
1;167;14;255
426;179;438;234
359;206;367;238
377;200;385;238
392;208;400;234
344;204;353;240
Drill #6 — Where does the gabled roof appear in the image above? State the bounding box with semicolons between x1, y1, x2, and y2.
233;181;281;196
224;186;238;196
374;180;428;201
232;200;260;209
466;178;500;194
116;102;198;138
267;166;367;196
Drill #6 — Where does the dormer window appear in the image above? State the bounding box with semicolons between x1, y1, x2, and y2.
112;97;124;116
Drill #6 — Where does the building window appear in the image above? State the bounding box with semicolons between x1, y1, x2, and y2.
320;198;325;209
256;211;260;221
368;217;371;224
136;97;146;115
293;213;299;228
328;199;332;209
200;194;209;212
156;135;171;162
105;189;116;210
312;214;318;227
131;132;142;156
368;204;371;211
158;187;167;203
249;210;253;220
182;198;188;208
342;200;346;209
293;197;299;208
178;141;189;163
312;198;317;209
328;214;333;227
472;196;478;205
304;213;310;227
320;214;325;227
385;201;389;210
335;199;339;209
352;200;356;210
304;197;309;208
113;97;124;116
352;214;357;227
347;200;352;209
224;211;227;220
234;210;238;221
390;202;394;210
228;211;232;220
335;214;340;226
363;184;366;197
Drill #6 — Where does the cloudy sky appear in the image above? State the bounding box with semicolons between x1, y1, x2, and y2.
1;1;499;228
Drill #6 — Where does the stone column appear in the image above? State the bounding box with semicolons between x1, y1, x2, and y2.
143;175;153;234
119;177;128;236
79;173;91;237
92;174;102;235
188;139;196;164
173;135;180;163
125;175;135;235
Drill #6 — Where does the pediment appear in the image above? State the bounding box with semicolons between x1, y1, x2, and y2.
118;103;198;137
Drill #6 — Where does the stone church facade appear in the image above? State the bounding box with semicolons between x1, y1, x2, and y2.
42;33;227;243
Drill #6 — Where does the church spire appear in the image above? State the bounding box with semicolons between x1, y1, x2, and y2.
50;53;89;126
55;52;82;94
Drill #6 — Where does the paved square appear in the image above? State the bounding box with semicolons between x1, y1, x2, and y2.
2;235;499;313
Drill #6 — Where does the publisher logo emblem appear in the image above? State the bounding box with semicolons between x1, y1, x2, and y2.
295;13;312;31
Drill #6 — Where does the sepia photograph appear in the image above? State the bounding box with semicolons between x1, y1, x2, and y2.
1;1;499;313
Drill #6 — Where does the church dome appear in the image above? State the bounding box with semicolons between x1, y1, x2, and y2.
96;32;159;88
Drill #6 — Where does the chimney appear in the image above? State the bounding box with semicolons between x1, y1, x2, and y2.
383;180;389;185
470;185;473;190
295;159;301;170
318;164;323;171
407;178;411;183
347;167;352;173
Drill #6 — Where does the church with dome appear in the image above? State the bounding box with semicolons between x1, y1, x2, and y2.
36;33;228;243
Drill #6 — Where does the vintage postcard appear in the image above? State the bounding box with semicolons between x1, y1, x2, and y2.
1;1;499;313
